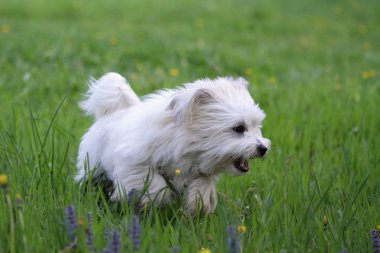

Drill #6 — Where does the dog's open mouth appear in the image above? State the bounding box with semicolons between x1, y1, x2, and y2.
233;158;249;173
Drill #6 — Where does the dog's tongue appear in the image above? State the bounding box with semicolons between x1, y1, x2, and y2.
234;159;250;173
241;160;249;172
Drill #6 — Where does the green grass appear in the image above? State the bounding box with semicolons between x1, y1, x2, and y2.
1;0;379;252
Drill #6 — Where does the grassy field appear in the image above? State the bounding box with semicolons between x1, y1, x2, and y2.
1;0;379;252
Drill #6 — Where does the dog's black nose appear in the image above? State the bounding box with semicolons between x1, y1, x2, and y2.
256;144;268;157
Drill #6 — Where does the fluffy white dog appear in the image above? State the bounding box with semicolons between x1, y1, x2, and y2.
76;72;270;214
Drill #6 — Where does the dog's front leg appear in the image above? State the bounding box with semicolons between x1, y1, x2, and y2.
111;170;173;209
186;176;218;215
139;171;174;207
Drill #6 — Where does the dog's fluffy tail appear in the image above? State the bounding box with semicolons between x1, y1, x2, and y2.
80;72;141;120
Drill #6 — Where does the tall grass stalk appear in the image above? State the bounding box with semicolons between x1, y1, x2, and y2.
5;193;15;253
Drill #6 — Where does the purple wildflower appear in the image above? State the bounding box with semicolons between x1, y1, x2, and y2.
87;212;93;224
85;212;95;253
108;230;121;253
127;189;137;206
226;225;241;253
170;245;181;253
371;229;380;253
104;224;109;241
128;215;141;250
65;206;77;242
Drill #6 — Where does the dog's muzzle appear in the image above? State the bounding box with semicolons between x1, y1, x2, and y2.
233;158;249;173
233;144;268;173
255;144;268;157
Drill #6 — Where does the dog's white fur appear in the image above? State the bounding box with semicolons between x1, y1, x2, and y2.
76;72;270;214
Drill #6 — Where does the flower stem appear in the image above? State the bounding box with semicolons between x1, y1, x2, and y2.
18;209;28;250
6;193;15;253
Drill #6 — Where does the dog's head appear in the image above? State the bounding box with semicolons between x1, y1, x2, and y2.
167;77;271;175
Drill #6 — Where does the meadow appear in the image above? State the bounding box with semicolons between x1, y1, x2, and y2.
0;0;379;252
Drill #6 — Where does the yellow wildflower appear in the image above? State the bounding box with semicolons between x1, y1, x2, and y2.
175;169;181;175
368;69;376;78
361;69;376;79
78;217;85;226
237;225;247;233
362;42;370;50
109;38;118;46
268;76;277;85
0;174;8;188
169;68;179;77
195;18;205;26
377;224;380;231
0;24;10;33
358;25;367;34
323;215;328;226
245;68;253;76
361;71;369;79
198;248;211;253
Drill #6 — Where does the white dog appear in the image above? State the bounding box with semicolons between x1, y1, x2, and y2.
76;72;270;214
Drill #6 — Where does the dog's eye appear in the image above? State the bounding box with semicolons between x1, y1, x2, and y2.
232;125;246;134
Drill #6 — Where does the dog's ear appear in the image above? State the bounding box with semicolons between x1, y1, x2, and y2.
167;88;214;122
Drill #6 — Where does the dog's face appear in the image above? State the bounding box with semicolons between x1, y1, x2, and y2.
168;77;271;176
